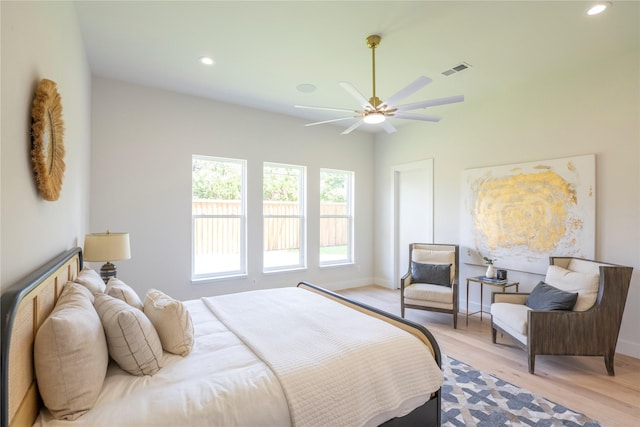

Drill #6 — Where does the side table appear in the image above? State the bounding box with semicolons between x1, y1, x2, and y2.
466;276;519;326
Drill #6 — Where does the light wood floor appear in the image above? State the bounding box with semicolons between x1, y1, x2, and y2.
338;285;640;427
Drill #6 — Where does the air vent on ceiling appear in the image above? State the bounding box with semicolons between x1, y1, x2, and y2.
442;62;472;77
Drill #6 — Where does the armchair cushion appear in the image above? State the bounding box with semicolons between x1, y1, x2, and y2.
404;283;453;305
411;262;451;286
545;265;599;311
525;281;578;311
491;302;531;336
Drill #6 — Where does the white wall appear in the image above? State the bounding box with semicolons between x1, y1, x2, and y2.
90;78;375;301
374;50;640;357
0;1;91;290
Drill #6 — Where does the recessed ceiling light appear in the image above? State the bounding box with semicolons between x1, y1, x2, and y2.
199;56;215;66
296;83;316;93
587;2;611;16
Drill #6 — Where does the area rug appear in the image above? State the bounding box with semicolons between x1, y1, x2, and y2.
441;356;602;426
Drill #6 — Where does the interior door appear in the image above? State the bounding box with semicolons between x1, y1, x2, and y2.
393;159;433;288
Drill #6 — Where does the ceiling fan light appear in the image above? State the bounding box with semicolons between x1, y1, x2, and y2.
364;112;386;124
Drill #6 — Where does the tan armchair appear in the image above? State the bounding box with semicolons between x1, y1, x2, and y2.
401;243;459;328
490;256;633;375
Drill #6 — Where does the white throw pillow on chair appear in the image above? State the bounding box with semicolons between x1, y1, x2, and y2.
545;265;599;311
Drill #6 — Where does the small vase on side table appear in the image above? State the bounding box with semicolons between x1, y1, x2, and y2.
485;264;496;278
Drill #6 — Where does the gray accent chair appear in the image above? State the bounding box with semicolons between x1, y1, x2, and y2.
401;243;459;328
490;256;633;375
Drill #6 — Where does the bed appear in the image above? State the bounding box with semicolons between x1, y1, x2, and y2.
1;247;443;427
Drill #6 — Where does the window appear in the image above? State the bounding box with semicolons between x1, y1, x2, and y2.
319;169;354;266
263;163;306;271
192;155;246;280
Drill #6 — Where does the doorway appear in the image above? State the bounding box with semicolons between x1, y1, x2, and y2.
392;159;434;288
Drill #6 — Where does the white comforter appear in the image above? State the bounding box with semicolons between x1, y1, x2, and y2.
204;288;443;427
35;287;442;427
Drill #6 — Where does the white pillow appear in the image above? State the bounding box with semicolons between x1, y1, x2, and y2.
94;293;163;375
144;289;195;356
545;265;599;311
34;282;109;420
74;266;106;296
105;277;143;310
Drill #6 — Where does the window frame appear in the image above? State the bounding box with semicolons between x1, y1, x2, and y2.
191;155;247;282
262;162;307;273
319;168;354;267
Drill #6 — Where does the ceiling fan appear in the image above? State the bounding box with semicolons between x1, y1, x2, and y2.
295;35;464;135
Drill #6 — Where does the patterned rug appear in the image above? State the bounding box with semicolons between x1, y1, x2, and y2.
441;356;602;426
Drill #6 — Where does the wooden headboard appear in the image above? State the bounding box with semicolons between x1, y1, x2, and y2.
1;248;82;427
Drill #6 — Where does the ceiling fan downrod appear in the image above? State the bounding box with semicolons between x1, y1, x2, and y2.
366;35;382;109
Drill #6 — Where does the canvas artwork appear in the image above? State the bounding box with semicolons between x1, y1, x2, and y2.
461;154;595;275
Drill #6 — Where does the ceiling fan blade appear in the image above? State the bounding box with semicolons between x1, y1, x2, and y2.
392;112;442;122
380;76;432;109
339;82;374;110
341;119;365;135
380;120;397;134
395;95;465;111
295;105;357;114
305;116;358;127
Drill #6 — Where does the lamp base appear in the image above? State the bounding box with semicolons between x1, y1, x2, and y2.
100;262;117;284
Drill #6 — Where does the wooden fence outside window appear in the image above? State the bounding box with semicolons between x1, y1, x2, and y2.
193;200;348;255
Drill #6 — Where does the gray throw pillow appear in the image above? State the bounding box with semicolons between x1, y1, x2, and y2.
411;262;451;287
525;281;578;311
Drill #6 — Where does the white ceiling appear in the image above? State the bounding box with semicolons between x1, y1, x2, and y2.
74;1;640;133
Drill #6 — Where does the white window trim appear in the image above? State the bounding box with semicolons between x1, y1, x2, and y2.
319;168;354;267
191;155;247;282
263;162;307;272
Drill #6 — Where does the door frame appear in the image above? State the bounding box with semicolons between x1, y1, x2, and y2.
391;159;434;288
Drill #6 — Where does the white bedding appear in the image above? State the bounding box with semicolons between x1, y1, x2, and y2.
35;287;442;427
204;288;443;427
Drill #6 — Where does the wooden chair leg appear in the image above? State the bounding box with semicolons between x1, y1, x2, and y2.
528;351;536;374
605;350;616;376
453;312;457;329
491;327;497;343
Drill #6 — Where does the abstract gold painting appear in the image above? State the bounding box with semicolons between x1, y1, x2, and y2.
461;154;595;274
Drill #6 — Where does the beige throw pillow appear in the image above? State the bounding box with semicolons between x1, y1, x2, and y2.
34;282;109;420
545;265;599;311
105;277;143;310
74;266;106;297
94;293;163;375
144;289;195;356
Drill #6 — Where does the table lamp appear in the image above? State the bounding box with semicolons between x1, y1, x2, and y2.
83;231;131;283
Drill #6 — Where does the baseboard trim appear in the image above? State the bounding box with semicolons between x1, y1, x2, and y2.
616;338;640;358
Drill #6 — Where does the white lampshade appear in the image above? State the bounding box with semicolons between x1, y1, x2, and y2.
83;232;131;262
